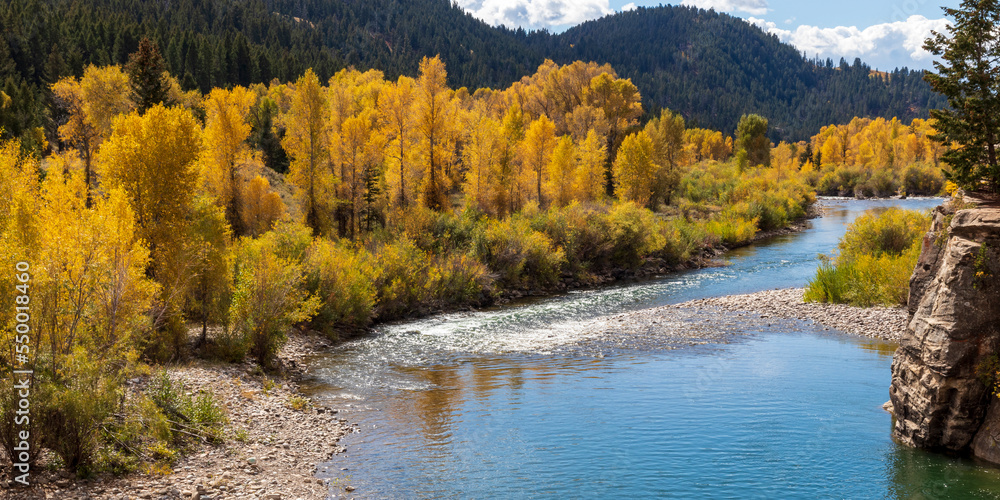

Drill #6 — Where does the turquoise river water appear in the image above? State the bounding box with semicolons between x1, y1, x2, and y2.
302;198;1000;499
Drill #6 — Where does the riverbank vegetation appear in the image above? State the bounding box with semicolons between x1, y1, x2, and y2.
804;208;931;306
0;37;944;479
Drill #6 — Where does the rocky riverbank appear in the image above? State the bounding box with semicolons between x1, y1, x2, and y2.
2;332;356;500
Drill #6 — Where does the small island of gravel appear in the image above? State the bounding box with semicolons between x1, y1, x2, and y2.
676;287;908;341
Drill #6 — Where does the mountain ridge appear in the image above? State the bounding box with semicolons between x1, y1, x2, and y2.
0;0;945;144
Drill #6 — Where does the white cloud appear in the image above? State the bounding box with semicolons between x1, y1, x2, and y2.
455;0;613;31
680;0;768;16
622;2;637;11
748;15;949;70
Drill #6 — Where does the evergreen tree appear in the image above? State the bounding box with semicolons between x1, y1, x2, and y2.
924;0;1000;192
126;38;171;114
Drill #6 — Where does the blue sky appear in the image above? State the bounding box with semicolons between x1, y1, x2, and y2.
454;0;961;70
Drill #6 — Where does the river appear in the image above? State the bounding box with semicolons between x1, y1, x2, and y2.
301;198;1000;499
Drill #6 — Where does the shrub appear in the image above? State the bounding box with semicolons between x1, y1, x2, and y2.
38;351;120;475
305;239;377;334
903;163;946;196
662;218;717;264
805;208;930;306
473;216;565;288
426;252;491;308
606;202;667;268
839;208;930;259
372;237;434;319
147;371;227;444
706;213;758;247
229;237;320;367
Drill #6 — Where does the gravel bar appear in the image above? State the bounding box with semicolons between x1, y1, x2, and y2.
672;287;908;341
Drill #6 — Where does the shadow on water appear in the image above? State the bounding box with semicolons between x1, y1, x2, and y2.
299;198;1000;499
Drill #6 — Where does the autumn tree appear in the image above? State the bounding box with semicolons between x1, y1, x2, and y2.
545;135;576;207
202;86;256;236
496;104;525;216
282;69;336;235
613;131;656;207
241;175;285;237
414;56;455;210
924;0;1000;191
462;110;502;214
186;196;232;347
574;129;607;202
645;108;686;206
338;110;383;238
379;76;417;208
97;104;202;355
736;114;771;168
50;65;133;205
521;115;557;205
585;73;642;195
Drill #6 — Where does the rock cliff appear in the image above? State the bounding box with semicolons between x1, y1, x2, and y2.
890;196;1000;457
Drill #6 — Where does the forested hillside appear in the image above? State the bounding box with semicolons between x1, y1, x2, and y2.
0;0;944;149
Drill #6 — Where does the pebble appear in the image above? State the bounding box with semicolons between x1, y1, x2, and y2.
675;287;908;341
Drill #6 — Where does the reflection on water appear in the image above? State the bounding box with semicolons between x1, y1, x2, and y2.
300;198;1000;498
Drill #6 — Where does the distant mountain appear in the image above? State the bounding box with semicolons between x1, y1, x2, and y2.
0;0;945;143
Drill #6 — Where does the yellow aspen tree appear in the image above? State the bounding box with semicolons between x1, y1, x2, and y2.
378;76;417;208
544;135;576;207
34;167;156;365
98;104;202;271
520;115;557;206
566;104;609;142
202;86;256;236
79;65;135;138
496;104;525;216
241;175;286;237
281;69;336;235
414;56;454;210
50;65;134;205
51;78;99;204
574;129;607;203
339;110;381;239
97;104;202;353
585;72;642;194
645;108;685;206
613;131;656;207
462;111;502;214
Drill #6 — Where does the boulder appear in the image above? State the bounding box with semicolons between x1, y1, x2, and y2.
890;198;1000;454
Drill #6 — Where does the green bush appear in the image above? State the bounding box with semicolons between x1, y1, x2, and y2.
305;239;377;334
903;163;946;195
606;202;667;268
147;371;227;444
805;208;930;306
229;237;320;367
473;216;566;288
38;352;120;475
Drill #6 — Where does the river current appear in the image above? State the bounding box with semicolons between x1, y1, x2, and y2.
302;198;1000;499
